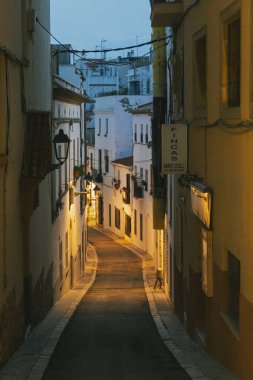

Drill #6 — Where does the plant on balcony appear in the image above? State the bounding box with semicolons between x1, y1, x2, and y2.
113;179;121;190
74;165;80;179
131;175;137;182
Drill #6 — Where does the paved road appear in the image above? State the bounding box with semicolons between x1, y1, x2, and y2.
42;228;190;380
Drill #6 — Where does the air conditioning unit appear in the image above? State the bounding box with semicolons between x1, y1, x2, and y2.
201;228;213;297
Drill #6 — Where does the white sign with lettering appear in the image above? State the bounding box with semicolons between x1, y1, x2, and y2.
162;124;187;174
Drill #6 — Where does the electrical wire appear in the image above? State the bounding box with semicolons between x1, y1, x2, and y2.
36;16;172;60
184;117;253;134
0;42;26;67
54;36;172;56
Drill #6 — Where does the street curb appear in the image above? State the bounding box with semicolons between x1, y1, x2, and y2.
27;244;99;380
0;244;98;380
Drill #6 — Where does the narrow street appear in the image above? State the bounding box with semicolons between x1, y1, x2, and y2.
42;228;190;380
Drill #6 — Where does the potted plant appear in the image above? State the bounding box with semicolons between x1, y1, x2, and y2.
74;165;80;179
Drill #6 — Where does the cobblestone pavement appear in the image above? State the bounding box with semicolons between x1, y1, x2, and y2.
0;227;237;380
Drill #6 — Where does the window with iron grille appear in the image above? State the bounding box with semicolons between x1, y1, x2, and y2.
222;14;241;108
115;207;120;229
227;17;240;107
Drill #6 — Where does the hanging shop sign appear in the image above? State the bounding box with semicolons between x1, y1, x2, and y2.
162;124;187;174
190;182;212;230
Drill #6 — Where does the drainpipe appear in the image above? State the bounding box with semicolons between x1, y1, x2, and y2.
152;27;167;229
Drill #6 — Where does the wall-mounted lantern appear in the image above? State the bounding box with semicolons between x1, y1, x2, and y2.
53;129;70;165
93;185;101;196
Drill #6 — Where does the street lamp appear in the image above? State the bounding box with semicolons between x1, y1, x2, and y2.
53;129;70;165
93;185;101;195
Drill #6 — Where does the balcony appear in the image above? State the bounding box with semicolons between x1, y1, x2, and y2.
151;0;182;28
134;183;144;199
122;187;130;204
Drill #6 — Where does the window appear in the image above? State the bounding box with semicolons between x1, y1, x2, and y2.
105;118;108;136
193;33;207;111
150;164;153;194
134;209;137;235
134;165;137;176
104;150;109;173
109;204;111;226
145;125;149;143
134;124;137;142
73;140;76;167
59;241;63;285
144;169;148;191
227;17;240;107
115;207;120;229
140;167;143;180
222;14;241;108
140;213;143;241
90;152;93;169
228;251;240;324
125;214;131;237
98;118;101;135
65;232;69;268
77;138;80;165
98;149;102;175
140;124;143;143
147;79;150;94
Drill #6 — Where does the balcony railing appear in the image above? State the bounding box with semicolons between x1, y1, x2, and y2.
151;0;182;27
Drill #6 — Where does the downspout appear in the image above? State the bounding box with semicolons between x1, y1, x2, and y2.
152;27;167;229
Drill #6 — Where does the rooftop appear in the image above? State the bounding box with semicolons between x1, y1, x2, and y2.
112;156;133;167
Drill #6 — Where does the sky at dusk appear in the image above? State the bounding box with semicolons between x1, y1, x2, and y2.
50;0;152;59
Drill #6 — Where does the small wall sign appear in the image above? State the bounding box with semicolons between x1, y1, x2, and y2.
162;124;187;174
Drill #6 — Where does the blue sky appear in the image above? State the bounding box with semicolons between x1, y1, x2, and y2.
50;0;152;59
